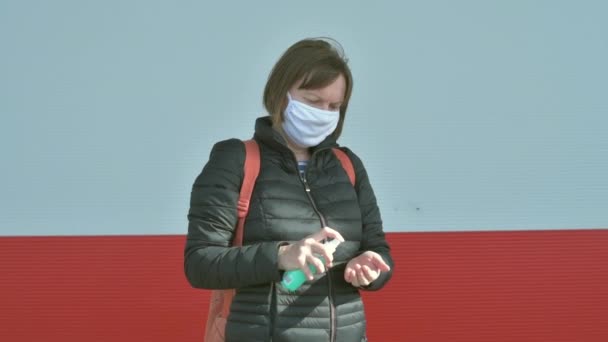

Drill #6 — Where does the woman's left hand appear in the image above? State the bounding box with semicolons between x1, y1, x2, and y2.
344;251;391;287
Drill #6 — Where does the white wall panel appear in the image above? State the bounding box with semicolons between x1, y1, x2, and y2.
1;1;606;235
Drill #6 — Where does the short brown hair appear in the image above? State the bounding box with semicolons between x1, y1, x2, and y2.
263;37;353;140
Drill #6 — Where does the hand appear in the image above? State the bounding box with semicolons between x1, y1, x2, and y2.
278;227;345;280
344;251;391;287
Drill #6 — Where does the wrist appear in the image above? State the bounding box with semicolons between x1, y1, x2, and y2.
277;242;289;270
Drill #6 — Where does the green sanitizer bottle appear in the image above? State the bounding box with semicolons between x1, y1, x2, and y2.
281;239;341;292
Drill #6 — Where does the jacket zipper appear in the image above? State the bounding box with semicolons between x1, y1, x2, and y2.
299;169;337;342
300;175;328;227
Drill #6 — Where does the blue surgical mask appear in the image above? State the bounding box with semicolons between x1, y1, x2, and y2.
282;93;340;147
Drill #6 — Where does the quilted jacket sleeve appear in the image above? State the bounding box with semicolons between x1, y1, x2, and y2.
344;148;395;291
184;139;284;289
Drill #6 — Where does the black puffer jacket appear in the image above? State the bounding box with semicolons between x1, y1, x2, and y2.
185;117;393;342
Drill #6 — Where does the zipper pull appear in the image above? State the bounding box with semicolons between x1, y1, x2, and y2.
301;176;311;192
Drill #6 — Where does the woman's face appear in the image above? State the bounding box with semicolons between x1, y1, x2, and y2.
289;74;346;112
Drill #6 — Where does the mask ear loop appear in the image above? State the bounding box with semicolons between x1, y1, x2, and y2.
284;93;293;115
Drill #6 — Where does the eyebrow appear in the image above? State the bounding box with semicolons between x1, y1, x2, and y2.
303;91;343;105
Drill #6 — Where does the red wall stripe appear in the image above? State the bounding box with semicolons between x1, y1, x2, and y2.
1;230;607;341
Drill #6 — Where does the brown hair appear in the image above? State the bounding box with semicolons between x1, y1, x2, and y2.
263;37;353;139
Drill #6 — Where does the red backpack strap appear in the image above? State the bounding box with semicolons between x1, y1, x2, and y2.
332;148;355;186
233;139;260;246
218;139;261;320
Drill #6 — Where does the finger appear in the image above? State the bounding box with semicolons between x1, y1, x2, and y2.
354;264;369;282
295;255;313;280
356;268;370;287
361;265;378;283
307;254;325;276
300;265;314;281
369;253;391;272
310;242;334;267
344;268;351;282
350;270;360;287
311;227;345;243
345;268;356;283
355;264;372;287
349;267;358;281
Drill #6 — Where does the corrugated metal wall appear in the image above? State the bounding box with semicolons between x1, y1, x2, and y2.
1;232;607;341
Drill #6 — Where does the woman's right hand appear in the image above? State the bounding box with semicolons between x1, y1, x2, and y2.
277;227;345;280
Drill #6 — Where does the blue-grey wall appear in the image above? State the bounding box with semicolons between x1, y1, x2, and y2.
2;1;607;235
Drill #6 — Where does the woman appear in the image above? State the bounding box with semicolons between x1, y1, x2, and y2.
185;37;393;342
